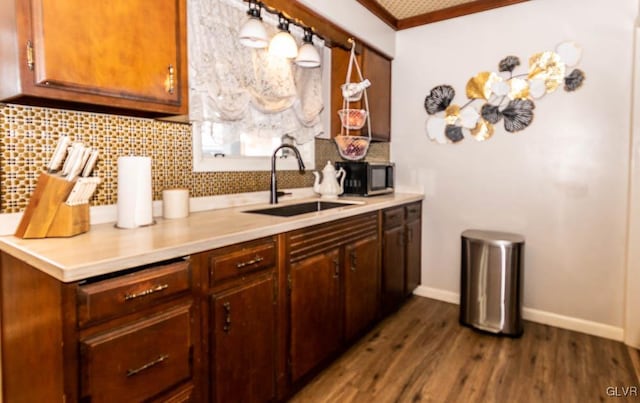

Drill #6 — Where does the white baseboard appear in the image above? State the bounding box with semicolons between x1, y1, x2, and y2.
413;285;459;304
413;285;625;342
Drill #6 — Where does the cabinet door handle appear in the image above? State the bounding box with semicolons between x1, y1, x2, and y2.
26;40;34;71
124;284;169;301
126;354;169;377
236;255;264;269
223;301;231;333
333;259;340;279
165;64;175;94
408;228;413;243
350;250;357;272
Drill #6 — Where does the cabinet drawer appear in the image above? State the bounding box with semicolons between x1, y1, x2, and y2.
383;206;405;229
406;202;422;222
210;241;276;285
78;260;191;327
80;303;192;403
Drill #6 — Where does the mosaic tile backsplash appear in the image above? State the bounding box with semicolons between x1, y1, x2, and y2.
0;104;389;214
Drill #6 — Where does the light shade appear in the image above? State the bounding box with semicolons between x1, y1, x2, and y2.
239;17;268;48
295;43;321;68
295;29;320;68
269;31;298;59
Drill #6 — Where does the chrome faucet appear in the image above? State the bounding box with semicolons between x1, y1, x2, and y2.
270;144;306;204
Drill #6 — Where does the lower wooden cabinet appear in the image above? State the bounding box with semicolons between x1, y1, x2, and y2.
405;204;422;296
289;247;342;383
0;202;421;403
344;234;380;342
195;236;278;403
76;261;197;403
382;212;406;315
0;254;199;403
285;213;379;391
382;201;423;314
211;274;276;403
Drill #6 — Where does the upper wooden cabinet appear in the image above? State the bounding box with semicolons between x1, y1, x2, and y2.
331;45;392;142
361;46;391;142
0;0;188;116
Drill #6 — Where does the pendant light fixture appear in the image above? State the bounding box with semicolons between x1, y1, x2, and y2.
238;0;268;48
295;28;321;68
237;1;322;67
268;15;298;59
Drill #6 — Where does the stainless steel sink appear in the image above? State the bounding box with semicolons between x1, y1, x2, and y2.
244;201;359;217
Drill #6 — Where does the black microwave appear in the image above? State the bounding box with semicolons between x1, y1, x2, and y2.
336;161;395;196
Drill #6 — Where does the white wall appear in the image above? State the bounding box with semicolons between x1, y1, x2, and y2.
625;21;640;348
297;0;395;57
392;0;637;334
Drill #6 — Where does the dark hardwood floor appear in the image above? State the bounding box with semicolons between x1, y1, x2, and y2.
290;297;640;403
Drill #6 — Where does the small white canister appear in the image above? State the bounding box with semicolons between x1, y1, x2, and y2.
162;188;190;219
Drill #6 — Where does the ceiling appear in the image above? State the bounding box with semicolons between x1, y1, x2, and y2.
355;0;529;30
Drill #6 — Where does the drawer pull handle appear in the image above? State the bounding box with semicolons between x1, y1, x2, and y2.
333;259;340;279
236;255;264;269
223;301;231;333
126;354;169;377
124;284;169;301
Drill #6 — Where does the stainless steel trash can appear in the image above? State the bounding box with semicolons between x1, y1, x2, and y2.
460;229;525;336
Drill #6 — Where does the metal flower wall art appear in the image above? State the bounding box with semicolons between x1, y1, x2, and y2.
424;41;586;144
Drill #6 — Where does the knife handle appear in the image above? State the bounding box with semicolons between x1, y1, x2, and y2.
81;150;99;177
48;136;70;172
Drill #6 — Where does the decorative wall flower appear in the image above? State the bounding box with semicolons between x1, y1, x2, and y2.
424;85;455;115
528;51;565;93
499;56;520;73
502;99;535;132
564;69;585;91
466;72;502;100
423;41;586;144
445;125;464;143
480;104;501;124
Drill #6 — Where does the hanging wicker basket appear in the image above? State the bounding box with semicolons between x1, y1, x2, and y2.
334;135;370;160
335;39;371;161
338;109;368;130
341;83;364;102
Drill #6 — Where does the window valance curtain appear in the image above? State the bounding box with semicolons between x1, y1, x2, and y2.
188;0;325;144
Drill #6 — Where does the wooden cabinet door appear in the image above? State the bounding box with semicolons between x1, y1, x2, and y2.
211;274;276;403
4;0;187;115
344;235;380;341
289;247;342;383
361;46;391;141
382;225;406;315
405;218;422;296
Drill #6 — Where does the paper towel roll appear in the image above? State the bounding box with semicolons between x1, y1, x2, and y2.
163;188;189;219
116;156;153;228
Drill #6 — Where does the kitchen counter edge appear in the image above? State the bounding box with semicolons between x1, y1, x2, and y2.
0;193;424;283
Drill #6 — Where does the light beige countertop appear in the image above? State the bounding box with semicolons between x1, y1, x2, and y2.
0;193;423;283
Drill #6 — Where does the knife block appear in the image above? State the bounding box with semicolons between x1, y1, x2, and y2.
15;172;90;239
